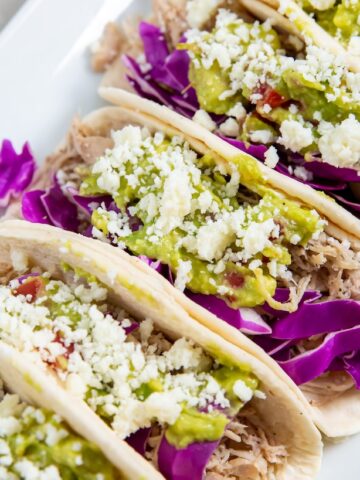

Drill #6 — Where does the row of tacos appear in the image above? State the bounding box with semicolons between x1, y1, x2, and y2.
1;2;360;477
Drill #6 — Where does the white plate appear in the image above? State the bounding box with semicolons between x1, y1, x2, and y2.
0;1;359;478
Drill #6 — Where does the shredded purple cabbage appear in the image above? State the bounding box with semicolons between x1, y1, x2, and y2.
0;140;35;207
187;292;271;335
158;435;219;480
278;326;360;385
126;428;151;455
138;255;163;274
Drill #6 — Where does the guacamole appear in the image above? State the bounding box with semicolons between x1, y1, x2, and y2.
0;394;118;479
301;0;360;45
80;126;323;310
181;9;360;167
3;273;260;451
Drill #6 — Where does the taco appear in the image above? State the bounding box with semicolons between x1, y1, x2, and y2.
240;0;360;68
92;2;360;214
0;345;147;479
0;220;322;479
15;90;360;437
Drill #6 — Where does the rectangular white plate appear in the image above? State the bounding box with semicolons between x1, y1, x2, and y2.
0;1;359;478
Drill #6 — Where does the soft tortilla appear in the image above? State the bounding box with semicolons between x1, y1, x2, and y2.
0;220;322;479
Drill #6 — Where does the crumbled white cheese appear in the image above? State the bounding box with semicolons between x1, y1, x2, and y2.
318;115;360;167
242;219;277;260
249;130;274;144
227;103;246;121
264;146;279;169
233;379;254;403
279;119;313;152
219;118;240;137
156;169;193;234
308;0;336;10
174;260;192;291
193;109;217;131
293;166;313;182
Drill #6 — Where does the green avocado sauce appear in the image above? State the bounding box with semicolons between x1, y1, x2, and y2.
165;408;229;448
81;130;322;310
181;11;359;152
3;401;118;479
165;365;258;449
302;0;360;45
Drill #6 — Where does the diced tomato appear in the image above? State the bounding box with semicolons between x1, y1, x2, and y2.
54;333;74;359
45;334;74;371
225;272;244;288
257;84;286;109
13;277;45;303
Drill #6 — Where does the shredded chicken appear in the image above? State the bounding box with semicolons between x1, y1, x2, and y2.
290;232;360;300
205;407;287;480
153;0;188;46
91;23;124;73
301;371;355;407
70;117;113;166
144;406;287;480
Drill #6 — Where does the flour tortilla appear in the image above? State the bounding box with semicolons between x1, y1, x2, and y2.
239;0;360;72
0;220;322;479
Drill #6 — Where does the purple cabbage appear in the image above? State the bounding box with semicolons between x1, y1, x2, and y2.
279;326;360;385
22;190;52;224
41;183;80;231
187;292;271;335
0;140;35;207
138;255;163;274
272;298;360;340
305;160;360;182
158;435;219;480
21;177;108;232
126;428;151;455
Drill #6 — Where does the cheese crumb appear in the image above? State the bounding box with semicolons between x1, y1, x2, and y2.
318;115;360;168
279;119;313;152
174;261;192;291
264;146;279;169
233;380;254;403
193;109;217;131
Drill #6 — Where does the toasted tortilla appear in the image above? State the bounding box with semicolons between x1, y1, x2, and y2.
239;0;360;72
0;220;322;479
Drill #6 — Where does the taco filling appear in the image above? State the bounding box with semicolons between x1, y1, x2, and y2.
78;126;325;311
0;269;288;479
0;387;118;479
93;6;360;211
